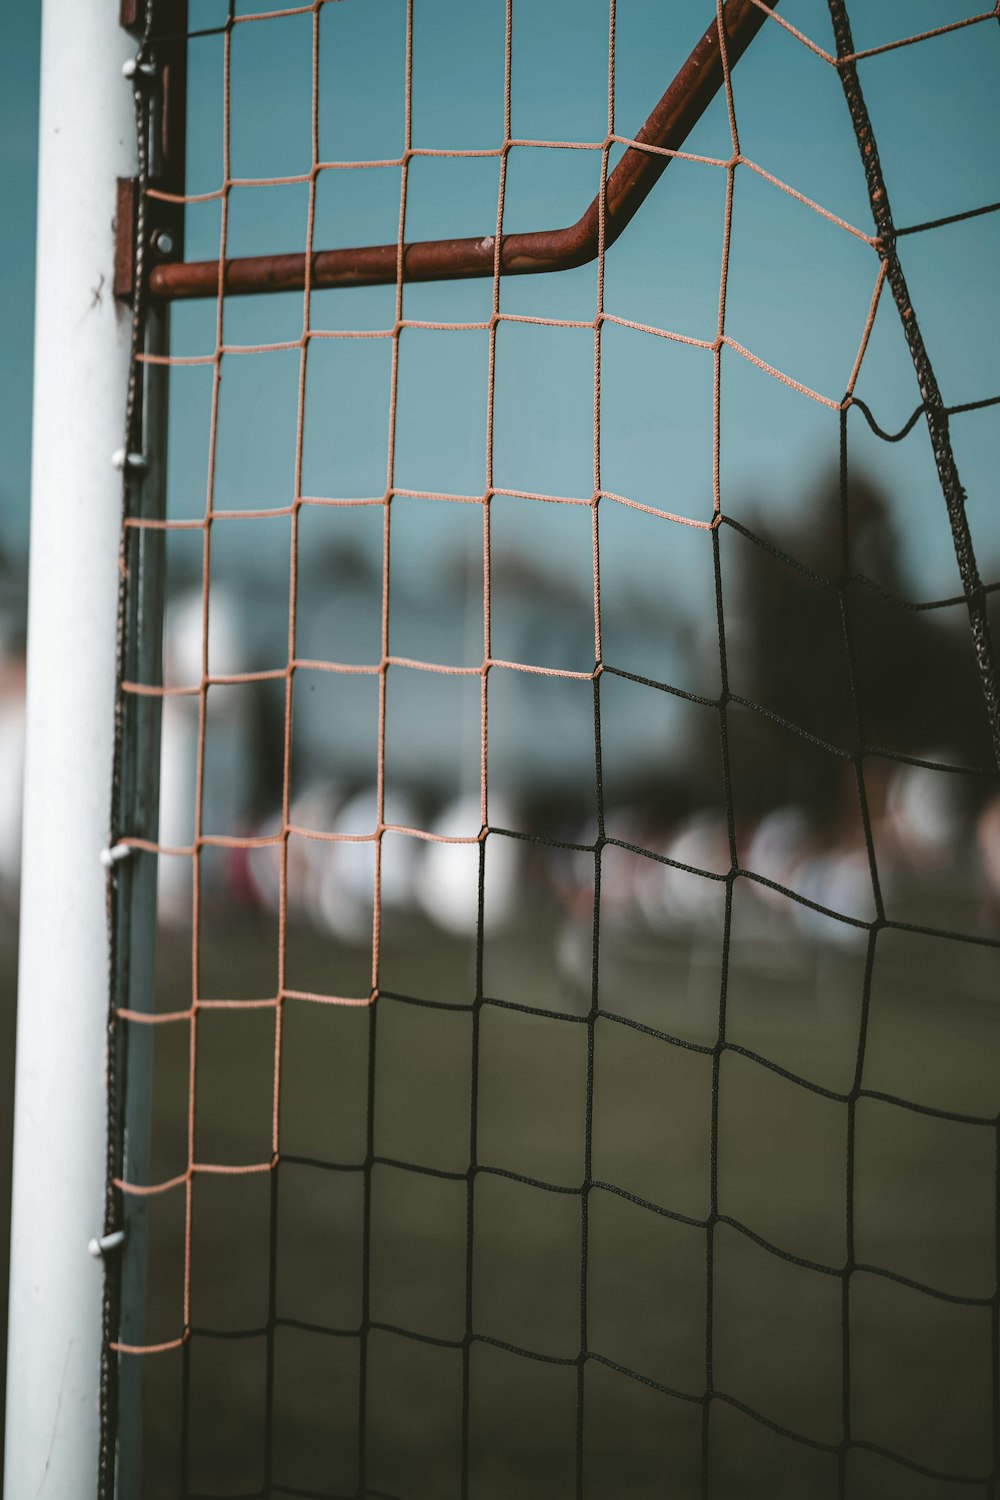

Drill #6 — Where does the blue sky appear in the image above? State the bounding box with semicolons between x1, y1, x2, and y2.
0;6;40;571
2;0;998;613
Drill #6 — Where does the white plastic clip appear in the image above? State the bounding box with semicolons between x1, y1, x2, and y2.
88;1229;126;1260
122;56;157;82
100;843;133;870
111;447;148;474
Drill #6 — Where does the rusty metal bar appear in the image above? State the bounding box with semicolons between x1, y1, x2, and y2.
148;0;777;301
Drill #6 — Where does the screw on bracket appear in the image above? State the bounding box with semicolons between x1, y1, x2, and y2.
111;449;148;475
88;1230;126;1260
100;842;135;870
122;56;157;83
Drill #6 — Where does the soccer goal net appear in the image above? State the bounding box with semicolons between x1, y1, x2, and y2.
9;2;1000;1498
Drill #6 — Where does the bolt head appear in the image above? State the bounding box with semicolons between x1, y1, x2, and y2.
123;56;157;82
152;229;176;258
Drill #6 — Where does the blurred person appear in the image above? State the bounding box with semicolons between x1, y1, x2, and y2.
976;793;1000;929
157;586;260;923
415;793;520;937
0;625;25;907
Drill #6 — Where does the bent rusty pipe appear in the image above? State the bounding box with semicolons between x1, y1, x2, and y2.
148;0;776;301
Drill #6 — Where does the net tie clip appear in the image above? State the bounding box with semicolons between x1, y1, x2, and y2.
100;843;133;870
88;1229;125;1261
111;448;148;474
121;56;157;84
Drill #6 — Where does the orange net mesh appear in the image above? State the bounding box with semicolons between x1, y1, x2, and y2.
106;2;1000;1495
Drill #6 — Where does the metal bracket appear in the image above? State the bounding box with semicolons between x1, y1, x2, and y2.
114;1;189;303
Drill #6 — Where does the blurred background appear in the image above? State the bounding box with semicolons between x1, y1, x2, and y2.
2;1;1000;1493
0;2;40;1468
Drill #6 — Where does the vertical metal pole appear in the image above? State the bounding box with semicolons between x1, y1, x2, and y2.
110;1;188;1482
3;0;136;1493
110;298;169;1499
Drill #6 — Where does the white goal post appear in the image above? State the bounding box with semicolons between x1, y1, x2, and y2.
4;1;136;1494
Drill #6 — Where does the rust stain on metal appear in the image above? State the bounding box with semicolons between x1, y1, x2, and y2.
114;177;138;301
149;0;777;302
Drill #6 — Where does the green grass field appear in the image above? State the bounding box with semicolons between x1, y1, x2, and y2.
114;880;1000;1500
